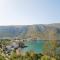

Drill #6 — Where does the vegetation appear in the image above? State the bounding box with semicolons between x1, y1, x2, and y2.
0;55;6;60
0;51;57;60
0;39;11;46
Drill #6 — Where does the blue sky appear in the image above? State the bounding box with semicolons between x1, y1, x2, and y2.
0;0;60;25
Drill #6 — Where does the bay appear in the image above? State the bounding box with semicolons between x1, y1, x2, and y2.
22;40;45;53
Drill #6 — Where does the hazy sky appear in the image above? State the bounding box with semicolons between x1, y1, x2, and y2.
0;0;60;25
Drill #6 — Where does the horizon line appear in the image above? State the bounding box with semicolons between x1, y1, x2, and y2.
0;23;59;26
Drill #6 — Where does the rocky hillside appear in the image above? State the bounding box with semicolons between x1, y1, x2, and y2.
0;23;60;40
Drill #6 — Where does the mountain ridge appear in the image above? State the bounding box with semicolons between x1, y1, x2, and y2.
0;23;60;40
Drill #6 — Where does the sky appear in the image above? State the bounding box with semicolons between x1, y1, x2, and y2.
0;0;60;25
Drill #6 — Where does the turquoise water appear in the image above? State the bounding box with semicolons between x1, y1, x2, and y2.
22;40;45;53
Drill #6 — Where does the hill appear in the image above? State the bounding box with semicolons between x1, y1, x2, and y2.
0;23;60;40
